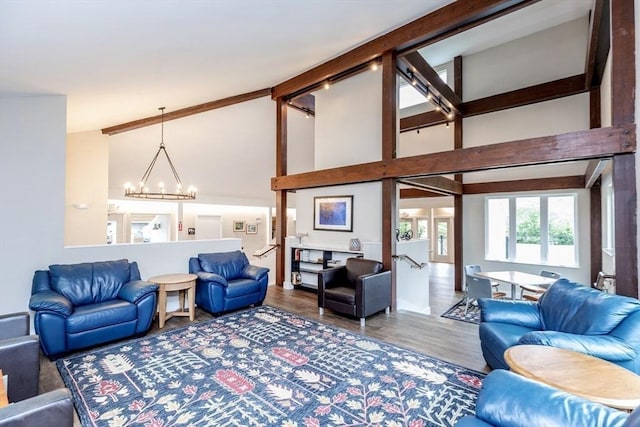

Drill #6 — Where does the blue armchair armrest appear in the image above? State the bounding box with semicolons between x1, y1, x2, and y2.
118;280;158;304
479;298;542;329
196;271;228;287
28;291;73;317
242;264;269;281
519;331;637;362
460;370;629;427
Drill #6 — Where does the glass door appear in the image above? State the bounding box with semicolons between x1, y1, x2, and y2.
433;217;453;263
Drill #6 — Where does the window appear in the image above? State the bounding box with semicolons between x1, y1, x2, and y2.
399;68;448;110
486;194;577;266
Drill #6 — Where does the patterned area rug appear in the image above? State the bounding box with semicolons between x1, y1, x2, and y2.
441;299;480;324
57;306;484;426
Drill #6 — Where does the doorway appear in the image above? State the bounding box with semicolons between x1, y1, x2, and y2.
433;217;453;263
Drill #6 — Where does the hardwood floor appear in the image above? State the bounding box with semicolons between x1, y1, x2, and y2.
39;262;488;420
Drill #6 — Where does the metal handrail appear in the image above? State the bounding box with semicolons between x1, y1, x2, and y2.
253;243;280;258
392;254;427;269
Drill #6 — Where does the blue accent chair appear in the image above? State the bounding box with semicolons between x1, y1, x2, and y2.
189;250;269;315
478;279;640;373
455;370;640;427
29;259;158;358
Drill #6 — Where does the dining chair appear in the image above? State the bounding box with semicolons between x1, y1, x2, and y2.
464;274;506;314
520;270;561;300
463;265;499;302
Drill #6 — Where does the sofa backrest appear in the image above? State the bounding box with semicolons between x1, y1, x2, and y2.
48;259;131;306
539;279;640;335
198;251;248;280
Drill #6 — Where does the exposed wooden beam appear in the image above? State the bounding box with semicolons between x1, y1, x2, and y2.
399;188;443;198
398;176;462;195
584;159;608;188
401;52;462;114
272;0;535;99
584;0;609;88
271;125;635;191
463;176;585;194
462;74;587;117
400;111;447;132
102;88;272;135
400;75;587;131
288;94;315;116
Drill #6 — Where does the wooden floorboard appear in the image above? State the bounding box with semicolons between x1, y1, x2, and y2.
38;262;487;425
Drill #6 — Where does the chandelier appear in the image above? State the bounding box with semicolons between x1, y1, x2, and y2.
124;107;196;200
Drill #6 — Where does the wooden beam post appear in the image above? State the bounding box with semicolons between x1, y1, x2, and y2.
611;0;637;297
453;55;464;293
275;98;288;287
382;51;397;308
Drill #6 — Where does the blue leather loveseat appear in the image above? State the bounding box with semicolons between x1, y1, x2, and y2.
189;250;269;315
29;259;158;357
456;369;640;427
478;279;640;373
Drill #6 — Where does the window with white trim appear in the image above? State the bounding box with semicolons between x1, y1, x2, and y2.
485;194;578;267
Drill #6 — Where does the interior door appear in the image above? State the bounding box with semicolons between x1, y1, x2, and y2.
433;217;453;263
196;215;222;240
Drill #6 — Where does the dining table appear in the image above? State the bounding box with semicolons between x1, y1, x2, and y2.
475;270;558;299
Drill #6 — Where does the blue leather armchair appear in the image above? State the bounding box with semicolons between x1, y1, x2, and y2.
189;250;269;315
29;259;158;357
455;370;639;427
479;279;640;373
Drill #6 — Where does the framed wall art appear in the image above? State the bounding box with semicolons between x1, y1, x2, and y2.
246;223;258;234
313;195;353;232
233;220;246;232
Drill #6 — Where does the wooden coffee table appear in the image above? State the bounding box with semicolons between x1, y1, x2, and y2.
148;273;197;328
505;344;640;410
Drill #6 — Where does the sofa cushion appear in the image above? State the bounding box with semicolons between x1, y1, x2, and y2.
66;299;137;333
198;251;248;280
49;259;131;306
539;280;640;335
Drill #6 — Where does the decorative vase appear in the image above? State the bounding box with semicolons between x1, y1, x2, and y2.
349;238;361;251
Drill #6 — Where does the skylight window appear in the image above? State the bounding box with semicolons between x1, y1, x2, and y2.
399;68;448;110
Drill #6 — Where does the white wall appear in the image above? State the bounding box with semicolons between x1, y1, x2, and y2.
295;182;382;247
66;131;109;245
0;96;66;314
291;68;384;247
463;16;587;101
314;70;383;168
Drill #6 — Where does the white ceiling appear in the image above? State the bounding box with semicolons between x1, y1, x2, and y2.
1;0;592;134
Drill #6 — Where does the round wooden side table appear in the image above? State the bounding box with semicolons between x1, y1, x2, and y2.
148;273;197;328
505;344;640;410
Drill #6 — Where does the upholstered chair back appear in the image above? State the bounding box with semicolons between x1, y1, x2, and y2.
197;250;249;280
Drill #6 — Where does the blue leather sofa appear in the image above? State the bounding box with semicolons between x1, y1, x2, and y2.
478;279;640;373
189;250;269;315
455;370;639;427
29;259;158;357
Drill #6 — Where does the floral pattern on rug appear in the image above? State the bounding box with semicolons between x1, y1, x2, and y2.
441;299;480;324
57;306;484;426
